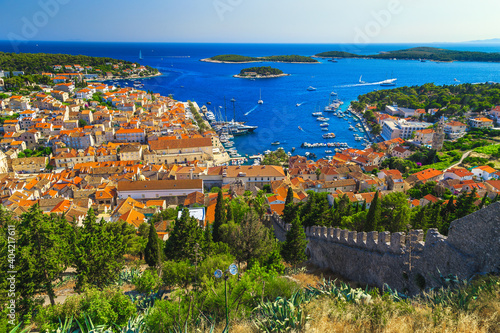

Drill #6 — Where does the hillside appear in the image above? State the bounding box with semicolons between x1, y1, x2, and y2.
0;52;158;74
204;54;318;63
315;47;500;62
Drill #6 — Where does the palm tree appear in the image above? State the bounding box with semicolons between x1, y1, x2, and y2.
252;191;269;222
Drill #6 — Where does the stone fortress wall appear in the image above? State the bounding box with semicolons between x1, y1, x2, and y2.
272;202;500;294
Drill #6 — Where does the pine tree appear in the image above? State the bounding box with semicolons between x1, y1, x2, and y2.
212;190;226;243
365;190;381;231
144;221;160;268
14;205;71;311
73;209;126;291
164;208;204;263
281;214;308;267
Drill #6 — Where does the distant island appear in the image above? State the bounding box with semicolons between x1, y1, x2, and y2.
314;47;500;63
202;54;318;63
233;66;289;79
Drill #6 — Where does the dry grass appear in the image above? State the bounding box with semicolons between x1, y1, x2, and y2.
302;297;500;333
224;274;500;333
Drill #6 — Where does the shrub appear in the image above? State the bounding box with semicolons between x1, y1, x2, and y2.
35;287;136;331
133;269;161;294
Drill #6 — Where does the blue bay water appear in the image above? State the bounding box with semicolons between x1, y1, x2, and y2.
1;41;500;158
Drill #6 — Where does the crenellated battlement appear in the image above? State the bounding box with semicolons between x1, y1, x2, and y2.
271;202;500;295
272;212;432;255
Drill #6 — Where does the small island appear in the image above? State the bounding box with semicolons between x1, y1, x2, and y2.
314;47;500;63
233;66;289;79
202;54;318;63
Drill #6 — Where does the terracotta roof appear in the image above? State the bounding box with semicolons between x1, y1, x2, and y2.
423;194;440;203
117;179;203;192
184;191;205;206
474;165;496;174
412;168;443;181
149;137;212;150
119;209;146;228
207;165;285;178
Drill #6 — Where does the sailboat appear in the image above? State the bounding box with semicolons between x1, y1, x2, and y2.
359;75;365;84
139;50;143;60
258;89;263;104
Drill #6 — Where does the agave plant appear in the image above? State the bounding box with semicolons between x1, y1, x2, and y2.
115;312;147;333
116;268;142;286
306;279;374;304
129;290;166;312
8;323;31;333
253;291;311;332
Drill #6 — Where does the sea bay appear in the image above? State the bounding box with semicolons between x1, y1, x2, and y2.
2;41;500;159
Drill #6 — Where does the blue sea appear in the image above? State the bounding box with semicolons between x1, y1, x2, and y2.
1;41;500;159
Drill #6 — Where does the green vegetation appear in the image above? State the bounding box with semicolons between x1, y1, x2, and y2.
0;52;157;75
238;66;284;76
284;188;488;236
316;46;500;62
261;148;289;165
209;54;318;63
188;101;208;133
352;82;500;117
0;192;498;332
315;50;361;58
17;147;52;159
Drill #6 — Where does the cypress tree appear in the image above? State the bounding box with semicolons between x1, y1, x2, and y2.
479;192;488;209
361;200;367;211
445;196;455;214
144;222;160;267
285;187;294;206
226;201;233;222
281;214;308;267
365;190;381;231
212;190;226;243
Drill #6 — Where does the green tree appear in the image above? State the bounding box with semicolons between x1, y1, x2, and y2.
220;211;274;268
281;214;308;267
315;168;322;180
285;187;294;207
73;209;126;290
164;208;204;263
380;192;411;232
252;191;269;222
212;190;226;243
365;191;381;231
144;222;161;268
78;119;88;128
13;206;71;314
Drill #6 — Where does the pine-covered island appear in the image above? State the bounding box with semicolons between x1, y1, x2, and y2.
202;54;318;63
314;46;500;63
233;66;289;79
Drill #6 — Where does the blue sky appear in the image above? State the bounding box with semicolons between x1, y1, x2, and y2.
1;0;499;43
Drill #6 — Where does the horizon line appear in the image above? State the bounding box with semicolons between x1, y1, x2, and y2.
1;40;499;45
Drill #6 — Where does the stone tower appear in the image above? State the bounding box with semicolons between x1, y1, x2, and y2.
432;116;445;151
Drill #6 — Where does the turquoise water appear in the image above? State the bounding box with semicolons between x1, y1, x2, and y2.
1;41;500;158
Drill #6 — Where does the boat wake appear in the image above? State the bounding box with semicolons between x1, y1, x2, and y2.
244;105;259;116
337;80;393;88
